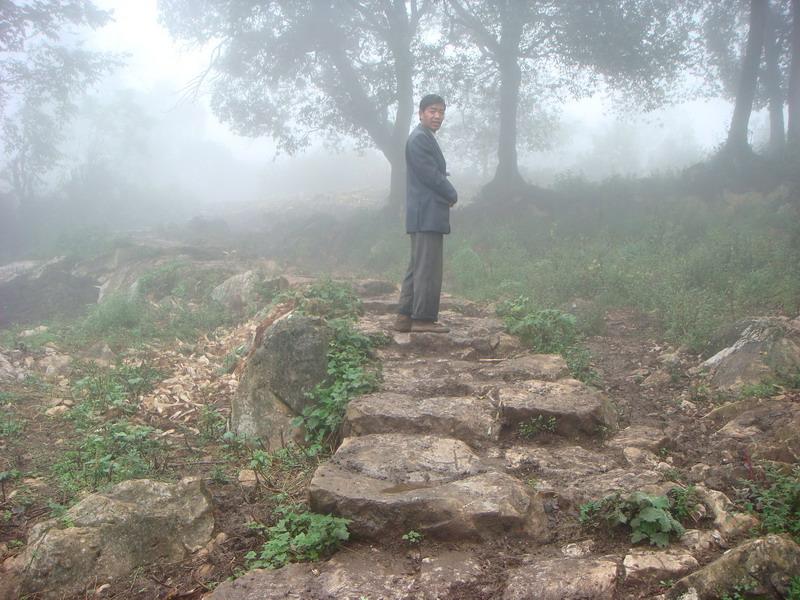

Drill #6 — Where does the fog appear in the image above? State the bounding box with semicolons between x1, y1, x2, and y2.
1;0;795;257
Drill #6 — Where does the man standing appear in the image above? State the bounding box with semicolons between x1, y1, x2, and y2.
394;94;457;334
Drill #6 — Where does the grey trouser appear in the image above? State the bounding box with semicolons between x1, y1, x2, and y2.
398;232;443;321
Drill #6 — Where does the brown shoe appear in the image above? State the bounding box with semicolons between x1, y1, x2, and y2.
393;314;412;332
411;320;449;333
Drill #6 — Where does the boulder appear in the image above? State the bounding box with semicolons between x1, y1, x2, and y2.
211;272;288;310
473;354;570;382
499;378;618;438
606;425;670;452
702;317;800;391
667;534;800;599
3;478;214;600
503;558;619;600
231;314;332;446
623;548;699;586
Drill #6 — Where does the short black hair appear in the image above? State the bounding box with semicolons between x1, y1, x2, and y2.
419;94;445;111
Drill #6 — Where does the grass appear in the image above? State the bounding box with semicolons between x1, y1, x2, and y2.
743;465;800;540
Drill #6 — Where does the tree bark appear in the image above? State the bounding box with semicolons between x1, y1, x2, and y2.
764;2;785;156
788;0;800;149
726;0;768;155
484;4;527;198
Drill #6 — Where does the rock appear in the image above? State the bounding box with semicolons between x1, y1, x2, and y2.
310;434;547;541
418;551;484;599
623;548;699;586
231;314;332;446
503;558;619;600
19;325;48;338
44;405;68;417
474;354;570;382
710;398;800;463
207;550;417;600
0;351;22;381
237;470;258;487
696;487;759;540
39;354;72;378
380;359;478;397
558;469;664;507
643;369;672;387
0;257;99;327
353;279;397;297
343;392;499;446
6;478;213;599
702;316;800;392
561;539;596;557
680;400;698;415
688;463;711;483
679;529;725;556
211;271;257;310
667;534;800;599
503;445;615;479
623;447;660;469
606;425;670;452
83;342;116;367
499;379;618;439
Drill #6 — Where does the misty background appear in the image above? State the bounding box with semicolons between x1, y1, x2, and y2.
0;0;797;259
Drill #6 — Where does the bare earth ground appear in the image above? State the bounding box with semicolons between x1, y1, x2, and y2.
0;291;775;599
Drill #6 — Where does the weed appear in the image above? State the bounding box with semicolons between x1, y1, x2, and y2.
580;491;685;548
0;407;23;437
744;465;800;539
668;485;701;523
52;420;166;493
663;468;687;484
0;470;21;501
219;345;246;374
199;405;227;442
518;415;557;438
295;320;379;449
789;576;800;600
70;362;162;419
245;507;350;569
738;381;781;399
282;279;363;321
402;530;424;544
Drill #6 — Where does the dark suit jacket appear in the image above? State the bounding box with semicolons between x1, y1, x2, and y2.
405;124;458;234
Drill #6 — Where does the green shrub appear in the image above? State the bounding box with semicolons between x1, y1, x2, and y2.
245;508;350;569
518;415;557;438
286;279;363;320
52;420;166;493
745;465;800;539
295;320;379;449
580;492;685;548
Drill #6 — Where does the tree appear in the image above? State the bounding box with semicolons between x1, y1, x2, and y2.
788;0;800;149
726;0;769;154
446;0;694;200
0;1;115;203
158;0;438;206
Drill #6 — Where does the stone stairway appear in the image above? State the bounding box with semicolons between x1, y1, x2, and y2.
209;289;769;600
307;293;628;545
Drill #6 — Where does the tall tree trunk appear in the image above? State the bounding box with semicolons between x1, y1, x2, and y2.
764;2;786;156
387;0;415;208
485;5;526;198
726;0;768;155
788;0;800;149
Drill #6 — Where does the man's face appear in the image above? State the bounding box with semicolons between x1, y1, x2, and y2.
419;103;445;131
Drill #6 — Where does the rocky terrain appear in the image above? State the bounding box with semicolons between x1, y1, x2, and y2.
1;251;799;599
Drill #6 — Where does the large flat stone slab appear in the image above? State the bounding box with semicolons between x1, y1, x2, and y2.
309;434;546;541
329;434;486;484
500;379;618;438
606;425;670;452
504;445;617;479
344;393;499;446
474;354;569;382
380;359;479;397
310;463;546;541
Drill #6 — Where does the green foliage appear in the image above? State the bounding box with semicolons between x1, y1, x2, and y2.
52;420;166;493
285;279;363;321
744;466;800;539
402;530;424;544
198;405;227;442
295;320;379;449
738;381;781;399
667;485;701;522
0;407;23;438
518;414;557;438
788;576;800;600
70;362;162;417
245;508;350;569
138;261;230;302
580;492;685;548
498;297;598;384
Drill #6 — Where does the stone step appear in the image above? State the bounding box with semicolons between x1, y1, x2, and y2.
360;293;483;317
499;378;618;439
343;392;499;447
309;433;547;541
378;354;569;398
